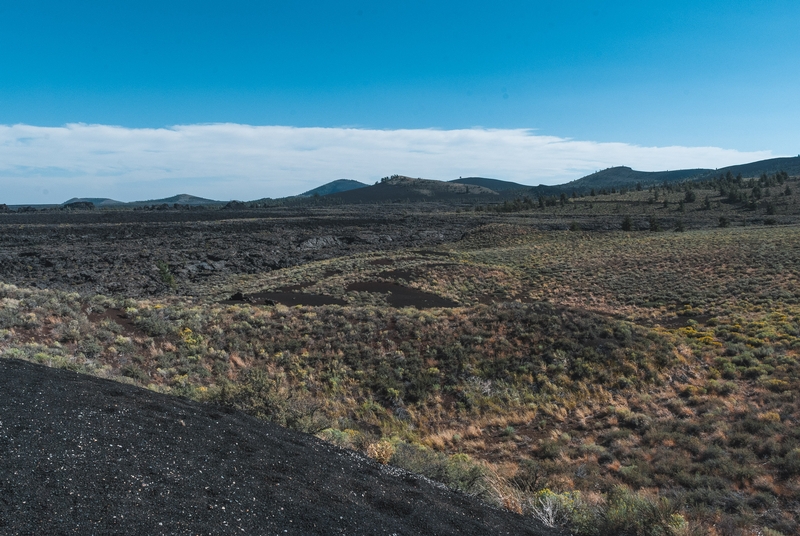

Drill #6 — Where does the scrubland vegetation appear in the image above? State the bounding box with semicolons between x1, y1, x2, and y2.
486;170;799;232
2;175;800;535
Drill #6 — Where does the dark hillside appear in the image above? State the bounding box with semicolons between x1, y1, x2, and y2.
326;175;499;204
528;166;713;197
63;197;126;207
0;358;553;535
525;157;800;197
706;155;800;179
529;167;710;196
127;194;226;206
300;179;369;197
569;166;708;189
451;177;529;192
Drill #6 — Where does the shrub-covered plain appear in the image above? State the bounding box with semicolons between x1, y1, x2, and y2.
3;207;800;534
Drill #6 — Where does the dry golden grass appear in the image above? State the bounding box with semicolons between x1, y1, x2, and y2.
366;440;395;464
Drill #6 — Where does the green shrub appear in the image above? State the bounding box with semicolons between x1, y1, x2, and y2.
538;439;562;459
78;339;103;358
534;486;686;536
512;459;542;492
156;261;176;288
778;448;800;477
592;486;684;536
122;363;149;383
706;379;737;395
135;309;173;337
622;216;633;231
389;443;486;497
212;369;330;433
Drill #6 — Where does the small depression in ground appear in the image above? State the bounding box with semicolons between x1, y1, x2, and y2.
346;281;458;309
225;291;346;307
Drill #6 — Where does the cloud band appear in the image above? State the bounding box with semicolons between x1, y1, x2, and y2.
0;123;774;204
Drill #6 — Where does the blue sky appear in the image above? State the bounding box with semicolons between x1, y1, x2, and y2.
1;1;798;202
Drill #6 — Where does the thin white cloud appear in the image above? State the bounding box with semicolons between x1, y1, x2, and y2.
0;123;774;204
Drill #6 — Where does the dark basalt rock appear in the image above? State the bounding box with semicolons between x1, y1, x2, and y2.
0;208;469;297
228;291;254;303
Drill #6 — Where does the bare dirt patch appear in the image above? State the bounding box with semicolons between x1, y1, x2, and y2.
87;307;139;336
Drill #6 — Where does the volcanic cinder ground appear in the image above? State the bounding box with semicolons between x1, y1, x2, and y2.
0;358;558;535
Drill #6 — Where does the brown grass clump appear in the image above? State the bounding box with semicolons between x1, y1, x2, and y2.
463;425;483;439
366;441;396;464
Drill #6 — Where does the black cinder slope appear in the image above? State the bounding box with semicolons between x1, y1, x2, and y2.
0;358;554;536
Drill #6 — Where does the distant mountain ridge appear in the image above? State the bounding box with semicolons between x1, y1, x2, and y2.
302;157;800;205
12;156;798;210
529;156;800;196
58;194;225;207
